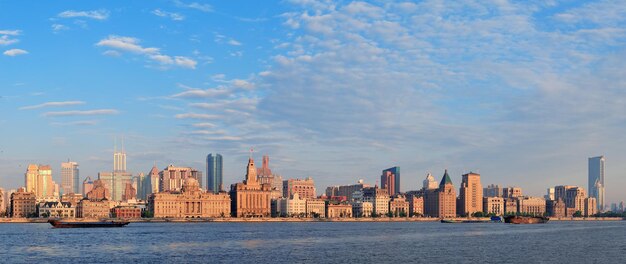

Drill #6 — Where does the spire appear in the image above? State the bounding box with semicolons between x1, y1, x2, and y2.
440;169;452;186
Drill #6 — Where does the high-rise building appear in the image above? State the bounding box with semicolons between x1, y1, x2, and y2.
141;165;160;199
588;156;605;212
207;153;223;193
545;187;555;201
114;142;127;172
229;157;272;217
61;160;79;194
24;164;56;200
423;173;437;190
159;165;203;192
382;167;400;195
458;172;483;216
483;184;501;198
283;178;316;199
325;180;370;201
99;142;133;201
502;187;522;198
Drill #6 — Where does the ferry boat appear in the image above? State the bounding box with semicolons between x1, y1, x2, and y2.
48;219;130;228
504;216;549;224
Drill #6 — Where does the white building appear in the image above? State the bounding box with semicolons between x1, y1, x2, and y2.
278;193;306;217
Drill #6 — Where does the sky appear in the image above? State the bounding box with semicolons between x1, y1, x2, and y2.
1;0;625;204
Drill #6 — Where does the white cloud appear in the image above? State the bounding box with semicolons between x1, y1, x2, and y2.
152;9;185;21
171;85;231;98
20;101;86;110
102;50;121;57
96;35;197;69
0;30;21;35
174;0;213;12
228;39;242;46
58;9;109;20
43;109;119;117
51;24;69;32
3;48;28;56
175;113;220;120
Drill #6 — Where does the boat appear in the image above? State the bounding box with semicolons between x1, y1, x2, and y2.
504;215;549;224
48;219;130;228
490;216;503;222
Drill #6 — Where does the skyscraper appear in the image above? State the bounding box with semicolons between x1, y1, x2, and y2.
423;173;438;190
98;141;132;201
382;167;400;195
459;172;483;216
24;164;56;200
588;156;605;212
207;153;223;193
61;160;79;194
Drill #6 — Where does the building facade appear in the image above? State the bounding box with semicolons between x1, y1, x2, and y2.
588;156;605;212
38;202;75;218
207;153;223;193
82;177;94;197
305;199;326;218
484;184;501;198
25;164;56;200
382;167;400;195
517;197;546;216
325;180;370;201
326;204;352;218
159;165;203;192
283;178;316;199
150;177;230;218
230;158;272;217
424;170;456;218
389;195;409;217
408;195;424;217
61;161;79;195
502;187;522;198
547;199;566;218
423;173;438;190
363;187;390;216
77;199;112;219
459;172;483;216
483;197;504;216
87;179;111;200
10;188;36;218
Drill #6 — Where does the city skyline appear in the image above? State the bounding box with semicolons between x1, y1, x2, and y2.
1;1;626;203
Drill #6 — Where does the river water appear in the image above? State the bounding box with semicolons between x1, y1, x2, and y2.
0;221;624;263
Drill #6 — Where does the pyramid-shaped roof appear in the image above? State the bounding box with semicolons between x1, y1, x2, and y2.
440;169;453;186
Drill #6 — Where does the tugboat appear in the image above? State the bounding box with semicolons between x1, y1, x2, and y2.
48;219;130;228
504;215;549;224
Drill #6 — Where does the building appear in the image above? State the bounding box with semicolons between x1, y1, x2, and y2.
159;165;203;192
424;170;456;218
517;197;546;216
554;185;576;202
483;184;501;198
584;197;597;217
77;199;112;219
61;193;84;207
389;195;410;217
458;172;483;216
588;156;605;212
10;188;36;218
141;165;160;200
408;195;424;217
363;187;390;216
38;202;75;218
547;199;566;218
207;153;223;193
283;178;316;199
382;167;400;195
98;171;132;201
305;198;326;218
325;180;370;201
150;177;231;218
565;187;586;213
0;188;4;216
61;161;79;195
112;206;142;219
229;158;272;217
326;204;352;218
504;198;518;214
87;179;111;200
483;197;504;216
423;173;438;190
24;164;57;200
122;183;137;201
276;192;307;217
502;187;522;198
545;187;555;201
83;177;94;197
352;201;373;217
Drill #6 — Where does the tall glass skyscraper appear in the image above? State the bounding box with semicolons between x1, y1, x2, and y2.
588;156;605;212
207;153;223;193
382;166;400;195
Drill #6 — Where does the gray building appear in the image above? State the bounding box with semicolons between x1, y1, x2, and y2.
588;156;605;212
207;153;223;193
61;161;79;194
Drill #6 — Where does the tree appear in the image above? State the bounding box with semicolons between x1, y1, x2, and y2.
573;211;583;217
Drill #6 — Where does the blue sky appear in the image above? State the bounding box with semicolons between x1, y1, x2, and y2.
1;0;625;204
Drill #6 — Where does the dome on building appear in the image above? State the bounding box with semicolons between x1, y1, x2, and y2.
182;177;200;193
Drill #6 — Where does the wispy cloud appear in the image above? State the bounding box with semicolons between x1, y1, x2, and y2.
0;30;20;36
43;109;119;117
0;29;21;45
20;101;86;110
3;48;28;56
152;9;185;21
58;9;109;20
96;35;197;69
175;113;219;120
50;120;99;126
51;24;69;33
174;0;213;12
228;39;242;46
170;84;231;98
